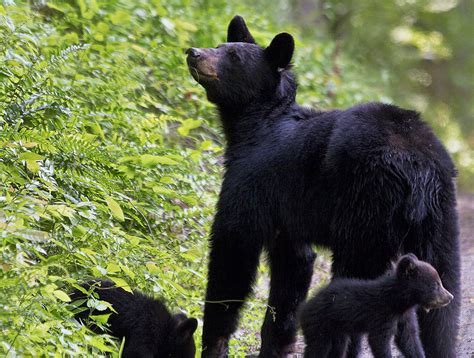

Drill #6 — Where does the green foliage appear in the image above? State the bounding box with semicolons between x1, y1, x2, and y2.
0;0;469;356
289;0;474;187
0;1;222;355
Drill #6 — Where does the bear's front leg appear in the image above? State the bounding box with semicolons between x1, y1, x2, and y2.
260;237;315;357
201;209;264;357
395;308;425;358
368;324;395;358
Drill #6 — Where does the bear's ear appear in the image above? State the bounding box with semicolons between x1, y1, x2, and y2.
397;253;419;279
227;15;255;43
265;32;294;70
176;317;198;339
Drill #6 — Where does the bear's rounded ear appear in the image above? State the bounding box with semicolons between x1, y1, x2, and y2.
176;317;198;339
227;15;255;43
397;254;418;278
265;32;294;70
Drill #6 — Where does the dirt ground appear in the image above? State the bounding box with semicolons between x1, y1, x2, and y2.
455;193;474;357
253;193;474;357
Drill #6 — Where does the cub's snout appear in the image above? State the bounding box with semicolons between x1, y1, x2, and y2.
423;284;454;312
435;288;454;308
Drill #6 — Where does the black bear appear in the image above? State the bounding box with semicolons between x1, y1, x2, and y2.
186;16;460;357
299;253;453;358
71;280;198;357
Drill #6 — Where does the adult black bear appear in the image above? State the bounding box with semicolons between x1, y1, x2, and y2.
186;16;460;358
71;280;197;358
299;253;453;358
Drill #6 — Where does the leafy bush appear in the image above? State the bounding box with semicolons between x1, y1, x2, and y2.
1;2;222;355
1;1;465;356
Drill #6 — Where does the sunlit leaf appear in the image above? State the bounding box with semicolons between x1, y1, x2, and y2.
140;154;179;167
110;277;132;293
105;196;124;222
18;152;45;161
53;290;71;302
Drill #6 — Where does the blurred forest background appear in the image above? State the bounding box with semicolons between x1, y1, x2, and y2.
0;0;472;356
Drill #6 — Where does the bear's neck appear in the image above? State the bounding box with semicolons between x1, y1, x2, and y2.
379;277;419;314
216;71;298;146
217;97;296;147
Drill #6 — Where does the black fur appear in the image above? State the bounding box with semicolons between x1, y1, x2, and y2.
299;254;453;358
71;280;197;358
187;15;460;358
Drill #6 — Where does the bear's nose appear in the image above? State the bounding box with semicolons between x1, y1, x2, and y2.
445;291;454;303
186;48;201;58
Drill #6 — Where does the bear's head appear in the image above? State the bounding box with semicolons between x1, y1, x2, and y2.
166;313;198;357
186;15;296;108
396;253;453;312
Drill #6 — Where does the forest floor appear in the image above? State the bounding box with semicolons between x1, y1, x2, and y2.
455;193;474;357
250;192;474;357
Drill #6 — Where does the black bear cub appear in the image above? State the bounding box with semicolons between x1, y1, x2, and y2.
299;254;453;358
71;280;198;358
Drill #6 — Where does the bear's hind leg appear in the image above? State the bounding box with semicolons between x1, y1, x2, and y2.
407;202;460;358
345;335;362;358
303;334;333;358
418;242;460;356
330;335;349;358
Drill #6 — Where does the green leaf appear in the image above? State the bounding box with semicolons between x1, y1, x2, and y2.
88;300;111;312
120;264;136;279
25;160;40;173
177;119;202;136
89;336;114;352
145;262;160;275
90;313;111;324
72;225;87;237
106;263;120;273
140;154;178;167
53;290;71;302
110;10;131;25
152;186;175;197
159;176;174;184
47;205;75;218
18;152;45;161
110;277;132;293
105;196;124;222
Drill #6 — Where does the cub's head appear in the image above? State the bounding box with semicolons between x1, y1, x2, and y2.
396;253;453;312
166;313;198;357
186;15;296;107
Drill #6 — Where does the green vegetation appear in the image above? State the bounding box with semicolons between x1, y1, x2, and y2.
0;0;471;356
289;0;474;188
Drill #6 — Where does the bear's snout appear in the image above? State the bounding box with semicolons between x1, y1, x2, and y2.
186;47;219;83
424;287;454;312
440;289;454;306
435;285;454;307
186;47;201;59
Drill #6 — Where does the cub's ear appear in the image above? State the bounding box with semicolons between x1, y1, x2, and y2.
397;253;419;278
265;33;294;70
176;317;198;339
227;15;255;43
